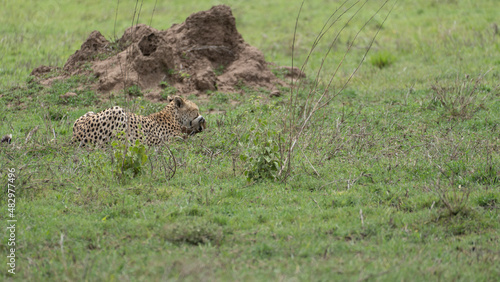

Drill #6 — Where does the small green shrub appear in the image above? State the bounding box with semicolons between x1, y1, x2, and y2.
240;118;283;182
112;135;148;181
126;85;143;97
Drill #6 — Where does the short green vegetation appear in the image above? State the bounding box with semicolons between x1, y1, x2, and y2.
125;85;143;97
160;81;178;100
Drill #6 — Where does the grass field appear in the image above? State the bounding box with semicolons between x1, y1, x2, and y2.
1;0;500;281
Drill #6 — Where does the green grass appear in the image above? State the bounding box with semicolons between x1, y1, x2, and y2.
1;0;500;281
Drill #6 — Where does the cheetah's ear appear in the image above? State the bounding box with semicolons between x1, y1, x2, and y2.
173;96;184;108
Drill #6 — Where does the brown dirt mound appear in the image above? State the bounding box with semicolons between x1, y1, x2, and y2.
35;5;300;101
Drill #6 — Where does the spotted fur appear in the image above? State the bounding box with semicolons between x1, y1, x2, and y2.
71;96;206;146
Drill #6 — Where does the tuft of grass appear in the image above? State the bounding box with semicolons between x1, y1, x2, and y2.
162;219;223;245
432;180;471;216
369;50;396;69
428;73;489;120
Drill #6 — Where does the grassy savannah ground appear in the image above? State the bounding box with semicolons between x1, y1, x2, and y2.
1;0;500;280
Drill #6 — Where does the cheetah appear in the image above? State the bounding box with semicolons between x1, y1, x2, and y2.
71;96;206;146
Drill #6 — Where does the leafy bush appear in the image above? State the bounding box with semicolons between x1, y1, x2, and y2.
112;135;148;181
240;118;283;182
126;85;143;97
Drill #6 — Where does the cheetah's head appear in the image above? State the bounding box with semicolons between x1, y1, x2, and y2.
169;96;206;135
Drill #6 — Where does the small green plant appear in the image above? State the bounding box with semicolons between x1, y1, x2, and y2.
240;118;283;182
159;81;178;100
126;85;143;97
370;51;395;69
433;180;471;216
112;133;148;181
214;65;225;76
179;71;191;79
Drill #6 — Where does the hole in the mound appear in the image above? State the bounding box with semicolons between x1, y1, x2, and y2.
138;33;159;56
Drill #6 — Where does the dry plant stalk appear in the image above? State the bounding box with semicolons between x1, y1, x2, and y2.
25;126;39;144
154;141;177;181
279;0;397;180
